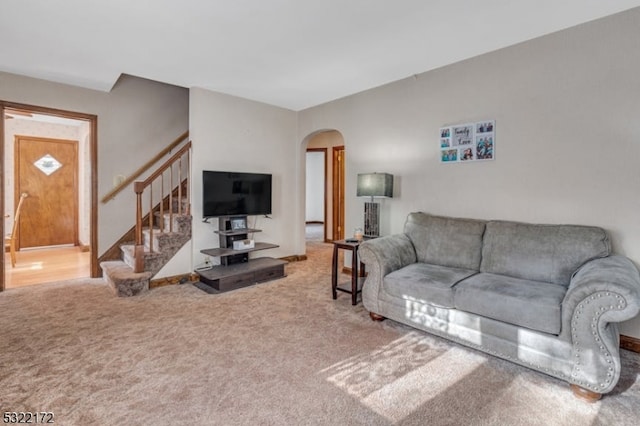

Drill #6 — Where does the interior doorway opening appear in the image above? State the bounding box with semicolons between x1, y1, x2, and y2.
303;130;345;245
305;148;327;242
1;102;98;290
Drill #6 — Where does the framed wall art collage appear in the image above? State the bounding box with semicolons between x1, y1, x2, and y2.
440;120;495;163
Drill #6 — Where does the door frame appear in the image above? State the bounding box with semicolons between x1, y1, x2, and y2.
332;145;345;241
0;101;98;291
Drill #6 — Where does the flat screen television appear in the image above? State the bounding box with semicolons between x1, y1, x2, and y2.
202;170;272;218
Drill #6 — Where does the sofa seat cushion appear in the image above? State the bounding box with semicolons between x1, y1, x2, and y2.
384;263;477;308
454;273;567;335
404;212;486;271
480;220;610;286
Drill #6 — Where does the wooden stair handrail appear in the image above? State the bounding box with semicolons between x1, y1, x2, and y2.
96;179;189;268
101;130;189;203
133;141;191;273
135;141;192;189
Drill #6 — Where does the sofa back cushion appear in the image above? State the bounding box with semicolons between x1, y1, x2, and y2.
404;212;486;271
480;220;610;286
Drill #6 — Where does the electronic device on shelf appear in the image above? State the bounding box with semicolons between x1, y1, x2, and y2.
202;170;272;219
232;239;255;250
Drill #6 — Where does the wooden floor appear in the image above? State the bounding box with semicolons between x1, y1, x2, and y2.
3;246;90;289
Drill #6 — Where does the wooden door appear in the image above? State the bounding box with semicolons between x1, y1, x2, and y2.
332;146;345;240
15;136;78;249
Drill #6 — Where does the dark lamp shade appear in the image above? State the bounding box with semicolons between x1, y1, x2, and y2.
357;173;393;198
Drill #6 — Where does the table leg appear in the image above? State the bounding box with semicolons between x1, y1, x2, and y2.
351;248;358;305
331;244;338;300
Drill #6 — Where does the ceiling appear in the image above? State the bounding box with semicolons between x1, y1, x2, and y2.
2;1;640;111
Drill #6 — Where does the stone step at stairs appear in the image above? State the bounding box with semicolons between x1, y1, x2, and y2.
101;212;192;297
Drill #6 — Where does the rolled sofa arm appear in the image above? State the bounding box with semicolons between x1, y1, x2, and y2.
562;255;640;394
359;234;417;314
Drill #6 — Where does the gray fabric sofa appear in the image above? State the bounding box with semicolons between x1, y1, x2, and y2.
359;212;640;401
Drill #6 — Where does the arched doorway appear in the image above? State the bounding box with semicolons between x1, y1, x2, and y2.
302;129;345;245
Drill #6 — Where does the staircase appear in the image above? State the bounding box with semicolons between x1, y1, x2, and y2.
100;137;192;297
101;209;192;296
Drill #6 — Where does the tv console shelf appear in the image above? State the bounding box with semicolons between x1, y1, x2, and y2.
216;228;260;236
196;216;286;293
201;242;279;258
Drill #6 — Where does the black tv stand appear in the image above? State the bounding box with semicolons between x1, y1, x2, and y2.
196;216;286;292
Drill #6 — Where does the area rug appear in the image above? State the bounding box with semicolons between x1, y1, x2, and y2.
1;241;639;425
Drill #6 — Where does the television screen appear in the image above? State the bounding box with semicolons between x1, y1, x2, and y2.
203;170;272;218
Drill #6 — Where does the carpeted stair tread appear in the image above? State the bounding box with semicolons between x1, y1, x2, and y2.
100;260;153;279
100;260;152;297
120;244;165;272
152;213;192;234
103;213;192;296
120;244;165;260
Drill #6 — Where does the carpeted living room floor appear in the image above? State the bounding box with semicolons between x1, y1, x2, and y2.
1;240;639;425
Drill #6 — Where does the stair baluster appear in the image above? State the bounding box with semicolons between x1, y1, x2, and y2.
133;141;192;273
169;162;174;233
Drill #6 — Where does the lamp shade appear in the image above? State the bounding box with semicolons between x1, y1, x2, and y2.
357;173;393;198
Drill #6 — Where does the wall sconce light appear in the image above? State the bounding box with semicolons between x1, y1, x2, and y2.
356;172;393;238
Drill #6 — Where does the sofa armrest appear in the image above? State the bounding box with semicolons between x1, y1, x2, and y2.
359;234;417;313
561;255;640;393
564;255;640;322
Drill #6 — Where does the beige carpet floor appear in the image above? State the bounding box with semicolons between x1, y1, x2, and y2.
1;241;639;425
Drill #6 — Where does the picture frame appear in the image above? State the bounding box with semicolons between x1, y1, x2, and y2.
439;120;495;163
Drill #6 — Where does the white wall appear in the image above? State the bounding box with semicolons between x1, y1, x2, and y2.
305;151;324;222
297;9;640;337
188;88;298;267
0;72;189;255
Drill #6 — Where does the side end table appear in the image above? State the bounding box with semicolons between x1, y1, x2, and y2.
331;239;366;305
